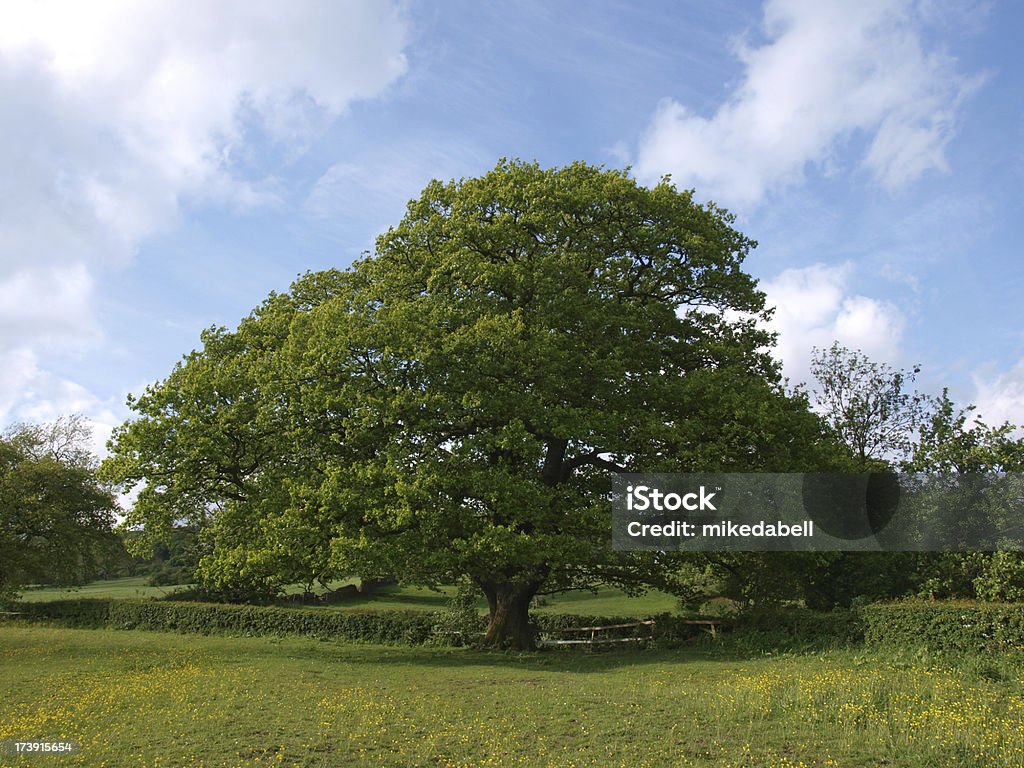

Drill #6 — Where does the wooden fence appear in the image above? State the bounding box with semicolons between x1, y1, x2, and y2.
539;618;720;648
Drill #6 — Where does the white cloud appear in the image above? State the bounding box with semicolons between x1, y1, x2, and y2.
0;346;122;459
973;361;1024;431
0;263;99;348
633;0;981;207
0;348;40;424
0;1;410;426
0;1;409;263
762;263;905;385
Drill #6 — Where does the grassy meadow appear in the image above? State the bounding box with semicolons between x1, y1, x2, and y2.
3;623;1024;767
15;577;193;603
14;578;682;616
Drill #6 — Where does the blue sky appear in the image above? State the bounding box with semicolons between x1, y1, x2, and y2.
0;0;1021;455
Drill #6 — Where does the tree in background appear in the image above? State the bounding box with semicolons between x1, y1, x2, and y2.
804;349;1024;608
810;342;931;468
905;390;1024;600
4;414;97;467
0;416;118;602
908;389;1024;475
789;345;934;608
144;525;202;586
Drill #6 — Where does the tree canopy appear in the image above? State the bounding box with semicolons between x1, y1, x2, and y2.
810;342;932;469
0;416;118;602
104;160;844;647
100;270;351;598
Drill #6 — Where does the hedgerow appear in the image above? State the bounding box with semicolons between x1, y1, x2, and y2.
862;600;1024;653
15;597;1024;654
11;600;721;648
725;607;864;650
13;599;436;645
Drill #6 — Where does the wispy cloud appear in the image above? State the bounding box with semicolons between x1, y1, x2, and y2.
305;141;489;241
633;0;983;207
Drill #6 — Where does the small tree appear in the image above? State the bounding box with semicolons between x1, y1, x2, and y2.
0;418;118;602
3;414;97;467
906;390;1024;599
908;389;1024;474
801;345;933;608
810;342;931;468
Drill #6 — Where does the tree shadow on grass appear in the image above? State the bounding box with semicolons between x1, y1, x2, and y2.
271;636;803;674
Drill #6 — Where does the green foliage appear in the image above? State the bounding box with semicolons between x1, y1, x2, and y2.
725;607;865;651
0;417;119;602
15;599;437;645
429;579;487;646
797;553;918;610
905;553;1024;603
909;553;981;599
100;270;354;595
908;389;1024;474
863;601;1024;653
22;594;1024;658
902;397;1024;601
104;159;847;648
13;597;727;649
170;581;283;605
811;342;931;468
687;552;917;610
971;553;1024;602
131;525;201;585
146;564;194;586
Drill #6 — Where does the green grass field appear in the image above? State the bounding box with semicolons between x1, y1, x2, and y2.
3;625;1024;767
16;577;193;602
318;584;682;615
15;578;683;616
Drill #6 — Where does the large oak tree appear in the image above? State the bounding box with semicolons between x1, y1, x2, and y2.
105;160;839;647
288;160;834;646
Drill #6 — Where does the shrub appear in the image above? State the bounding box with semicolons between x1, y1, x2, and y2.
12;600;717;649
13;599;436;645
862;600;1024;653
698;607;865;654
429;580;486;646
973;553;1024;602
147;564;193;586
26;599;963;653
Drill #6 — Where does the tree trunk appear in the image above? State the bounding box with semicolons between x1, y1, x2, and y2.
479;580;542;650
